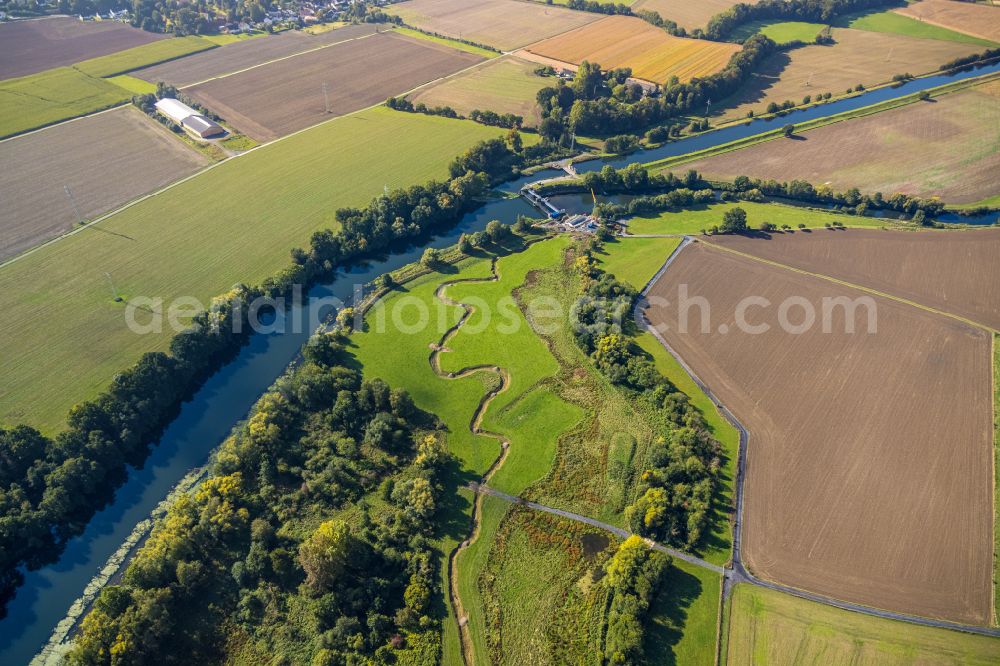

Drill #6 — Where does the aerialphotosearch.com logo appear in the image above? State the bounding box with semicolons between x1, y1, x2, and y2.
122;283;878;338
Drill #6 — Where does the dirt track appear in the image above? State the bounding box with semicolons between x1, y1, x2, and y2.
0;106;207;260
0;17;165;80
645;241;994;625
186;32;483;141
707;228;1000;330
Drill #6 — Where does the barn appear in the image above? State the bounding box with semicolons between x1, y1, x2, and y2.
154;98;226;139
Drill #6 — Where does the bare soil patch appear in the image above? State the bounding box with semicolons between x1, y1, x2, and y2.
895;0;1000;43
689;80;1000;204
633;0;756;32
185;31;483;141
134;24;380;88
717;27;982;121
0;106;207;260
707;228;1000;331
386;0;599;51
523;15;739;83
0;16;166;81
645;241;994;625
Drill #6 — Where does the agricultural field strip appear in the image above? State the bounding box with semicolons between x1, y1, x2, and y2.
0;44;495;271
469;482;726;574
638;237;1000;637
176;29;382;89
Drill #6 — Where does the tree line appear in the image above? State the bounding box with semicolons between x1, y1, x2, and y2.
385;97;524;130
704;0;898;41
67;336;452;664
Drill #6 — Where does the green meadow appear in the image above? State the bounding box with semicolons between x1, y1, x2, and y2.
733;20;829;44
836;9;998;46
646;561;722;666
73;35;218;78
0;108;508;432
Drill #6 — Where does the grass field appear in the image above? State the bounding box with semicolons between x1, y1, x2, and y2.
393;26;500;58
632;0;750;32
409;56;548;125
186;31;483;141
0;16;165;80
0;67;130;138
594;236;681;290
714;27;982;121
0;105;208;261
385;0;600;51
646;562;721;665
624;201;887;236
0;108;508;432
105;74;158;95
73;36;217;78
692;80;1000;204
731;20;829;44
895;0;1000;44
836;8;998;46
523;15;740;84
726;584;1000;664
648;242;994;624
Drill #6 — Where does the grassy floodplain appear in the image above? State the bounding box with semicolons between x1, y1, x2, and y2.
726;584;1000;664
732;20;829;44
0;108;509;432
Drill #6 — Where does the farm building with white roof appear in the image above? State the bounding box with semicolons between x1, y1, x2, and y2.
154;98;226;139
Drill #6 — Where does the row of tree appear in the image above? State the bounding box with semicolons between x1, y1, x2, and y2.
383;98;524;130
67;337;450;664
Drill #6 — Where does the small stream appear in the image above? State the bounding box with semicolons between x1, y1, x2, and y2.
2;57;998;665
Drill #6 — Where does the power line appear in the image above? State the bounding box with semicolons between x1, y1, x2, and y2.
322;82;331;114
64;185;83;225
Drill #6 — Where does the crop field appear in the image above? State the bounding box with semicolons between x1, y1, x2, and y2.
385;0;600;51
0;67;131;139
837;7;998;46
409;56;549;125
895;0;1000;45
715;27;983;121
646;242;994;624
694;80;1000;203
186;32;483;141
727;584;1000;664
522;15;740;84
133;23;381;88
708;228;1000;331
624;201;885;236
0;107;507;432
632;0;752;32
0;106;207;261
72;35;217;78
0;16;165;80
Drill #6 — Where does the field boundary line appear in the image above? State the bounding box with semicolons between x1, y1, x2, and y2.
0;104;127;145
699;238;999;333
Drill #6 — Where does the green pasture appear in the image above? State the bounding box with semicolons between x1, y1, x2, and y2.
623;200;887;236
646;561;722;666
835;9;998;46
0;108;507;432
732;20;829;44
73;35;218;78
393;26;500;59
0;67;130;138
106;74;158;95
726;584;1000;664
594;236;681;290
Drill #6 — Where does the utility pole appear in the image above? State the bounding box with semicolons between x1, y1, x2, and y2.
322;82;331;114
104;272;121;302
886;47;893;62
64;185;83;225
705;98;711;116
570;131;576;152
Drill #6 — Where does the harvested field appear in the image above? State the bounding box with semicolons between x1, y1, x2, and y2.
633;0;752;32
727;584;1000;664
133;23;380;88
716;27;982;120
895;0;1000;44
0;106;207;260
691;80;1000;204
385;0;599;51
0;16;165;80
185;31;483;141
522;15;739;83
707;228;1000;331
839;6;998;46
409;56;548;125
646;242;994;624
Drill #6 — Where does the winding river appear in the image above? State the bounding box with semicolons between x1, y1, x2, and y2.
2;58;998;665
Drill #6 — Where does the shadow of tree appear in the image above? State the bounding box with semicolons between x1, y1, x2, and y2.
642;564;704;666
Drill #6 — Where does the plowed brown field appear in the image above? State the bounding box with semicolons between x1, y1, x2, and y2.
645;241;994;625
687;80;1000;204
386;0;599;51
0;16;165;80
523;15;739;83
707;228;1000;331
895;0;1000;44
185;31;483;141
